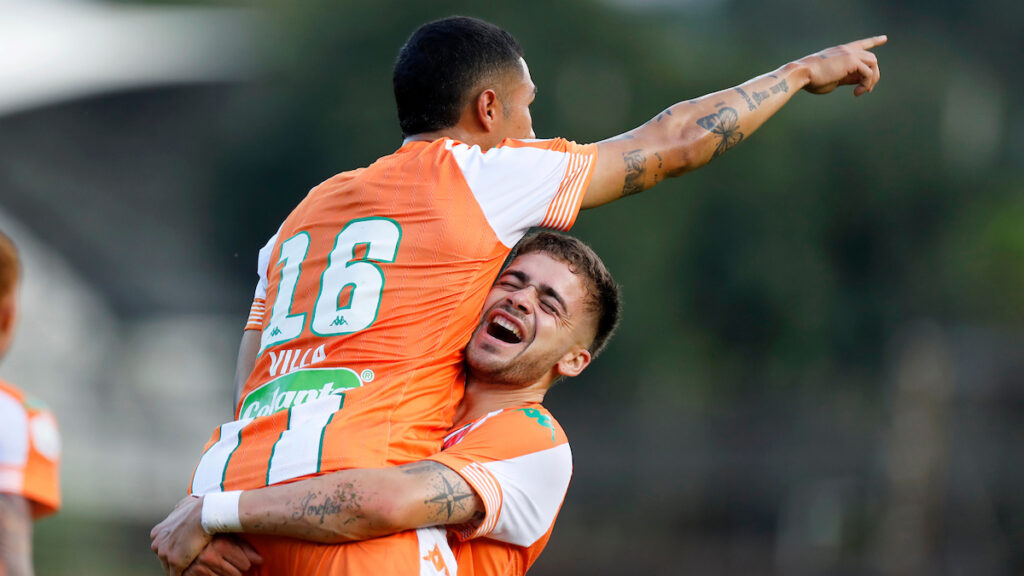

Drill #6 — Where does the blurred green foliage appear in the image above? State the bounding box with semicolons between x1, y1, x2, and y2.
203;0;1021;406
22;0;1021;573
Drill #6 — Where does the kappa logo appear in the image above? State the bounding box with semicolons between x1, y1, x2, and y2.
422;543;451;576
329;316;348;327
269;326;282;337
519;408;556;443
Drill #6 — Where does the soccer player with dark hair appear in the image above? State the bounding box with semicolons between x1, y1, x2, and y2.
160;15;884;575
0;232;61;576
155;232;621;575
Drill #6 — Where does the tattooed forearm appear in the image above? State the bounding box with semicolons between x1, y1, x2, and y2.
294;493;344;525
401;461;479;524
770;78;789;94
424;472;476;523
621;149;646;196
696;107;745;159
734;87;757;111
290;483;362;527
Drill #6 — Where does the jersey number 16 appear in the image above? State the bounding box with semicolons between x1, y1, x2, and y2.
259;217;402;355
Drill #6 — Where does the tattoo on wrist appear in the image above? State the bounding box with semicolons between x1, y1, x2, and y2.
655;108;674;123
734;87;757;111
696;107;744;159
621;150;646;196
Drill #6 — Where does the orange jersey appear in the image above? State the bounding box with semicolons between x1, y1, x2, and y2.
431;404;572;576
0;380;60;518
244;528;456;576
191;137;596;494
240;404;570;576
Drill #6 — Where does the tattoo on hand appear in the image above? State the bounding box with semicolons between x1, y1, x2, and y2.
770;79;789;94
696;107;745;159
621;150;646;196
734;87;757;111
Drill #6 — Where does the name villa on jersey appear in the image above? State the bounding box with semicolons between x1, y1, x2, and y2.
267;345;329;377
241;344;370;419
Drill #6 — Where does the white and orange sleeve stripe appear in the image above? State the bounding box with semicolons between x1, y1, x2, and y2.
448;138;597;248
427;405;572;547
245;298;266;331
245;229;280;330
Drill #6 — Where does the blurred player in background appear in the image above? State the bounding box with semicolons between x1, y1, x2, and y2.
0;231;61;576
154;232;620;576
170;15;885;574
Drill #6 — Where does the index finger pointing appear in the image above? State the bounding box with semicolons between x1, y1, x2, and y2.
848;35;888;50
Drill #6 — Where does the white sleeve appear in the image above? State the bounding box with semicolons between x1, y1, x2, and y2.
474;443;572;547
0;392;29;494
252;230;280;300
447;139;594;248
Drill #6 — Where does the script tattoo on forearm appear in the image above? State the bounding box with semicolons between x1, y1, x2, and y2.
622;149;646;196
696;107;745;159
770;79;789;94
735;87;757;111
292;484;363;527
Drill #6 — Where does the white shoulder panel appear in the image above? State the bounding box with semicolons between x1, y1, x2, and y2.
0;392;28;467
448;140;572;248
253;230;280;300
484;442;572;547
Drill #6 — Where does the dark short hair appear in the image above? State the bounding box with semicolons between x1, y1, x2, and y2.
512;231;621;359
0;231;19;300
393;16;524;136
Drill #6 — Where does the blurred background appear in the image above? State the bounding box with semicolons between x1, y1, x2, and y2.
1;0;1021;574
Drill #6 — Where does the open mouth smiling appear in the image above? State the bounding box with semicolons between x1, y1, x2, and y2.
486;314;524;344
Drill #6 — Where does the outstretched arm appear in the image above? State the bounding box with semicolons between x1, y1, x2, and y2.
151;461;481;575
583;36;886;208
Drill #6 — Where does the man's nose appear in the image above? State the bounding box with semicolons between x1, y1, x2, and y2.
507;287;536;312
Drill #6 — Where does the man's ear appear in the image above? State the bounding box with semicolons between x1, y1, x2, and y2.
474;89;501;132
555;346;592;379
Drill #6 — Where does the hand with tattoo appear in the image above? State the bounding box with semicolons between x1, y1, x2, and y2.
799;36;887;96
